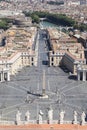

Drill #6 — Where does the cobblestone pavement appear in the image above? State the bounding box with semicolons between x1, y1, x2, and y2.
0;30;87;123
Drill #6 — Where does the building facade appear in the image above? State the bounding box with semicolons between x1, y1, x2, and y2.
80;0;87;5
0;26;38;81
47;28;86;75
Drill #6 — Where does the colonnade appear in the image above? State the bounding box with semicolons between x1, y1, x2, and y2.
0;69;10;82
77;69;87;81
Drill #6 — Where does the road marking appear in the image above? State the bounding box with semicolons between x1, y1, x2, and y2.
63;102;82;111
63;82;86;93
1;102;25;111
11;82;30;92
48;80;50;91
6;84;25;93
59;81;75;91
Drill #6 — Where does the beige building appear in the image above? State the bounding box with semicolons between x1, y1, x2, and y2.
63;52;86;74
47;28;86;75
0;25;38;81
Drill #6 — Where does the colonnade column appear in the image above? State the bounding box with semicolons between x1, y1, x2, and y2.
1;72;4;82
77;71;80;81
83;71;86;81
77;70;87;81
0;70;10;82
7;71;10;81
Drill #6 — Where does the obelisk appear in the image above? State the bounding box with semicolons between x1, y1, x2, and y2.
40;70;48;98
42;70;46;96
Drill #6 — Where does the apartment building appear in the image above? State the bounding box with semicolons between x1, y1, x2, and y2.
47;28;86;75
0;26;38;82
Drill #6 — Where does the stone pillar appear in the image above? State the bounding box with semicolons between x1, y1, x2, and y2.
77;71;80;81
1;72;4;82
7;71;10;81
83;71;86;81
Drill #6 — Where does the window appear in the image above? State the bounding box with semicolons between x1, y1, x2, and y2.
52;57;54;61
4;73;7;81
67;48;69;51
51;63;53;66
32;57;33;61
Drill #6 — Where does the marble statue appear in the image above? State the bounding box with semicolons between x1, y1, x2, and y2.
48;107;53;124
25;111;30;122
59;110;65;124
16;110;21;125
73;111;77;124
81;111;86;125
38;110;44;124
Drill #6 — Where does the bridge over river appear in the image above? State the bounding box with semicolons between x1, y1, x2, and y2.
39;20;73;31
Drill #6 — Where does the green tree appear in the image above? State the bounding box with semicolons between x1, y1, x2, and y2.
31;14;40;24
23;11;87;31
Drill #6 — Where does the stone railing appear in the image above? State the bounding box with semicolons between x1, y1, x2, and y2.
0;119;87;126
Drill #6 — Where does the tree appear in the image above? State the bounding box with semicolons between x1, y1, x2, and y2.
31;14;40;24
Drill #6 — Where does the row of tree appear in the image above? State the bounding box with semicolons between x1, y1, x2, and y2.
24;11;87;31
74;23;87;32
23;11;75;26
0;18;13;30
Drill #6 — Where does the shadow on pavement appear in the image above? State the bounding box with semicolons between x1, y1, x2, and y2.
42;60;48;65
68;75;77;81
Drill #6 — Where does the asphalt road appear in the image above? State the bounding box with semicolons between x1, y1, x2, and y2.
0;30;87;123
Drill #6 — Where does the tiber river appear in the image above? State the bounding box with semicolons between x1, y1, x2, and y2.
40;21;58;28
39;21;70;33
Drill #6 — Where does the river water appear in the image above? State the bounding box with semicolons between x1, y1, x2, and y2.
40;21;58;28
40;21;69;34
